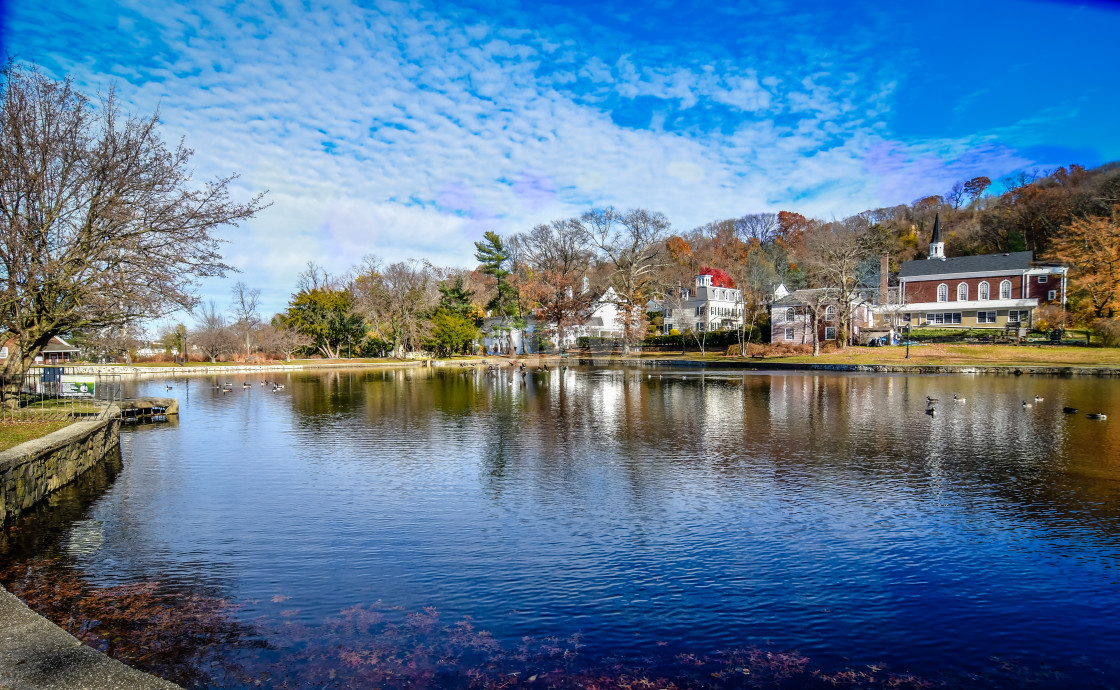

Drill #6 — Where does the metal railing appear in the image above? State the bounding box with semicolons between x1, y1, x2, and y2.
0;368;123;422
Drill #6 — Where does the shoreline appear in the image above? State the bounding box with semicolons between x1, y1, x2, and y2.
56;357;1120;378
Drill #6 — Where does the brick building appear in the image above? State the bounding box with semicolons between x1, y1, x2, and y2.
893;214;1067;330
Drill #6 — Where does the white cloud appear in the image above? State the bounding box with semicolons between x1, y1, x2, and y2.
8;0;1036;318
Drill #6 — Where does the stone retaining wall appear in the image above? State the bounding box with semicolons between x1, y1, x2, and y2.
68;361;421;377
0;417;121;525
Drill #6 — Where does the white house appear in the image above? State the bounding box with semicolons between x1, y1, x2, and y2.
480;287;628;354
650;273;744;335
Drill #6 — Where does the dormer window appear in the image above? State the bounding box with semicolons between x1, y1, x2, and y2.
978;281;990;300
999;280;1012;300
957;283;968;301
936;283;948;302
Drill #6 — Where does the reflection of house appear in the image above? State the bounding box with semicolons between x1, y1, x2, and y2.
770;287;873;344
890;214;1067;330
651;273;744;334
0;336;81;364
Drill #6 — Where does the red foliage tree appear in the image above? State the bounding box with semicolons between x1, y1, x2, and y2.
699;266;736;288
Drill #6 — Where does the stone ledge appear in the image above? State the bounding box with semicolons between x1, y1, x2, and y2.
0;585;181;690
1;418;121;527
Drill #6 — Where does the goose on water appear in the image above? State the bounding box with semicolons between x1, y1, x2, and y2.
1087;413;1107;420
1022;400;1033;409
1063;406;1079;414
166;385;173;390
926;396;939;404
953;395;965;403
1034;395;1045;402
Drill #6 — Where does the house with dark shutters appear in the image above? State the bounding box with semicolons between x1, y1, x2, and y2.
889;214;1068;330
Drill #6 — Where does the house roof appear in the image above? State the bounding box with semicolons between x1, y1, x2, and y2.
772;288;839;306
42;336;79;353
899;251;1034;279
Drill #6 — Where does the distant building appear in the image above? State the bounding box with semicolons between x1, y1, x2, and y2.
0;336;81;364
889;214;1067;330
770;287;873;345
650;273;744;335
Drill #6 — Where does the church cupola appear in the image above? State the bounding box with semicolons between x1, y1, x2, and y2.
928;213;945;259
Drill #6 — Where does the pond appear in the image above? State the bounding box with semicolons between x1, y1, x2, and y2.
3;366;1120;688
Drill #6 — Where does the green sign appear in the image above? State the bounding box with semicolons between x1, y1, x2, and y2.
60;375;96;397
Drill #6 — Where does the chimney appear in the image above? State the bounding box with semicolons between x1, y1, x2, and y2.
880;253;889;305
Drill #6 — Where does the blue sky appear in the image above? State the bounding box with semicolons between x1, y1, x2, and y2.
3;0;1118;318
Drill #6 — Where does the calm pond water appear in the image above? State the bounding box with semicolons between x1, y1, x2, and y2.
3;366;1120;688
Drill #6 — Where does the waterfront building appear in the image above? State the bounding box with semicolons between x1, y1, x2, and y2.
650;273;744;335
890;214;1068;330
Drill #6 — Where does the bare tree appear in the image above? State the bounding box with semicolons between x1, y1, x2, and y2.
579;207;669;354
801;219;880;348
230;281;262;358
352;257;435;357
192;300;237;362
257;317;312;361
0;61;266;377
945;180;968;209
512;219;595;353
799;289;836;357
735;212;780;244
84;323;145;364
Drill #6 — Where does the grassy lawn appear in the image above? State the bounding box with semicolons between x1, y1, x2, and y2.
770;344;1120;367
0;420;74;452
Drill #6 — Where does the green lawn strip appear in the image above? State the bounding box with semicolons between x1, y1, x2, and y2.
0;420;74;452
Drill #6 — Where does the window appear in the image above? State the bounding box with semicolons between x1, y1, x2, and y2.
928;313;962;325
1038;275;1048;284
902;313;912;323
785;327;795;340
0;346;6;359
977;311;997;324
978;281;990;300
824;327;837;340
937;283;948;302
1008;310;1028;323
999;280;1012;299
1048;290;1057;300
665;309;673;317
957;283;968;301
786;308;795;321
825;305;837;321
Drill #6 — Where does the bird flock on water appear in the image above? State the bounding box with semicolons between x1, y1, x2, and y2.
455;359;569;385
925;393;1105;420
209;380;285;393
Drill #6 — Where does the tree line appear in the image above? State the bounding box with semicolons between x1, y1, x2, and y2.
177;160;1120;361
4;59;1120;372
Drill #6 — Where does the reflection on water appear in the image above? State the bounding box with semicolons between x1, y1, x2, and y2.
3;367;1120;688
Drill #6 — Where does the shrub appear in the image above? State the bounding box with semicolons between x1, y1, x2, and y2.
1093;318;1120;346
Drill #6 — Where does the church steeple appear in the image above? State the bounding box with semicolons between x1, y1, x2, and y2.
928;213;945;259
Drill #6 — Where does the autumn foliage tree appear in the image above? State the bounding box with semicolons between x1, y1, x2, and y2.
1048;207;1120;320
